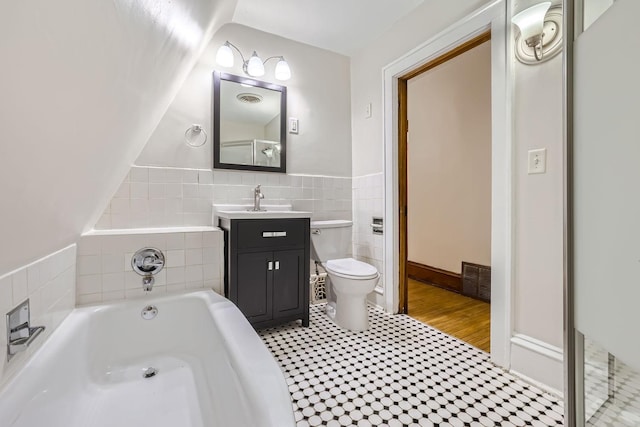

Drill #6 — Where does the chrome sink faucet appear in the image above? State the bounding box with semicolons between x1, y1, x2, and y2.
253;184;265;211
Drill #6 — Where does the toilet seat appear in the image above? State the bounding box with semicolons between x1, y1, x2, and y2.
325;258;378;280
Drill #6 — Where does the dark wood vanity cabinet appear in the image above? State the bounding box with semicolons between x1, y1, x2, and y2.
220;218;310;328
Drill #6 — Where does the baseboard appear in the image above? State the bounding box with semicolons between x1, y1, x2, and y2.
367;287;384;310
407;261;462;292
366;300;385;312
510;333;564;397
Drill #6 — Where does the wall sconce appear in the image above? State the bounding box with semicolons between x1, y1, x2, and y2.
512;2;563;64
215;41;291;81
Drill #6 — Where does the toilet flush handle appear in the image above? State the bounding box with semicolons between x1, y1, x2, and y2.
312;229;321;235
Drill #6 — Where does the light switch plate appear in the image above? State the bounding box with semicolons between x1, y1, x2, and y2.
528;148;547;174
289;117;299;134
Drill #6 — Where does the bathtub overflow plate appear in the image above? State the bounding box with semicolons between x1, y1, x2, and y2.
141;305;158;320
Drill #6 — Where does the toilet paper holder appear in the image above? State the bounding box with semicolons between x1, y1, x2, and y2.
371;217;383;235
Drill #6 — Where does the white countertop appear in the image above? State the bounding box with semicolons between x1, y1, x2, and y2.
215;210;312;220
213;204;312;221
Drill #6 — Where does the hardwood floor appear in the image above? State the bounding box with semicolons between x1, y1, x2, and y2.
407;278;491;352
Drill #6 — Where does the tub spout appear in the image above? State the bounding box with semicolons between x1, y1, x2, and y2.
142;275;154;291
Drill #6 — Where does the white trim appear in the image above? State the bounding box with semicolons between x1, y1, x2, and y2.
382;0;513;369
510;333;565;396
366;301;385;312
510;369;564;399
512;333;564;362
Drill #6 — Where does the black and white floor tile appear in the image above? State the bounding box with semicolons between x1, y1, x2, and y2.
259;304;564;427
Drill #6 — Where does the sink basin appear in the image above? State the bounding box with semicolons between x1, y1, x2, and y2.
212;204;312;221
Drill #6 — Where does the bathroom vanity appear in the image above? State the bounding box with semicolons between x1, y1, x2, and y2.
216;206;311;329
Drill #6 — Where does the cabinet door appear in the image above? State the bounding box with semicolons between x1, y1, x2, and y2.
272;249;305;318
236;251;273;323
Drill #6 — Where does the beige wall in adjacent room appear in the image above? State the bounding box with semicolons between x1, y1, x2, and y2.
407;41;492;274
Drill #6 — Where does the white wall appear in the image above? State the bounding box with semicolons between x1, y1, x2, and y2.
407;41;492;274
0;0;236;277
137;23;352;177
513;53;564;349
350;0;489;177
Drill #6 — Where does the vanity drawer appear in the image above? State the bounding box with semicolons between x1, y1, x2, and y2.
234;219;309;250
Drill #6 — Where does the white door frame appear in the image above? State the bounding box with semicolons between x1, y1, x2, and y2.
382;0;513;368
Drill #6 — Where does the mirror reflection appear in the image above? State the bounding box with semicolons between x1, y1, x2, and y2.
213;72;287;173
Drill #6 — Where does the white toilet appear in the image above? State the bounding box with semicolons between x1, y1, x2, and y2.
310;220;379;331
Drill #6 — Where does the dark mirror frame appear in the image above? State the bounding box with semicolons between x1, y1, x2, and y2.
213;71;287;173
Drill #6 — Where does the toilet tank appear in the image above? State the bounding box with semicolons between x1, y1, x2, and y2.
310;220;352;262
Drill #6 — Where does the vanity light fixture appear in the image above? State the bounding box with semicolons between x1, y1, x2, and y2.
512;2;563;64
215;41;291;81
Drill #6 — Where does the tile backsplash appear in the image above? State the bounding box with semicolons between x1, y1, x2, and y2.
76;227;223;305
0;245;76;387
352;173;385;305
95;166;352;229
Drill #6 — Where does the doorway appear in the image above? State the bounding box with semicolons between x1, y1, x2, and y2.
382;0;510;367
397;32;492;352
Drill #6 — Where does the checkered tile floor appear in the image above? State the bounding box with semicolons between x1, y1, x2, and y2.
259;304;564;427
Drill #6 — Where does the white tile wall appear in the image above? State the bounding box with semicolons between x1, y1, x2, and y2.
95;166;352;230
96;166;213;229
352;173;385;306
0;245;76;387
211;170;351;222
76;228;223;305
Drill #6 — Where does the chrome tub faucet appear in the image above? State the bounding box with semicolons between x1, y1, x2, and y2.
131;248;165;292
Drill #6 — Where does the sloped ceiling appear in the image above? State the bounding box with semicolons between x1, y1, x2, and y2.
0;0;236;275
232;0;425;55
0;0;429;275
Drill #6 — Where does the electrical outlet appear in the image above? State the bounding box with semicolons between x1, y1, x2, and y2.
528;148;547;174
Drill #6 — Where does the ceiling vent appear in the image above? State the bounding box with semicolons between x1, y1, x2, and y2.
236;93;263;104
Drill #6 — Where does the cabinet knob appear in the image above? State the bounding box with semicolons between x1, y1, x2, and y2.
275;261;280;270
268;261;273;271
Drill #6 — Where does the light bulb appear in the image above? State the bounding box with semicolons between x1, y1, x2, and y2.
274;58;291;81
215;42;234;67
512;2;551;46
246;51;265;77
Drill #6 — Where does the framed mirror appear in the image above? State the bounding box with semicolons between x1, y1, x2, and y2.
213;71;287;173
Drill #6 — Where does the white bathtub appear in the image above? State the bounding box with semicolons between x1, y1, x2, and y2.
0;290;295;427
